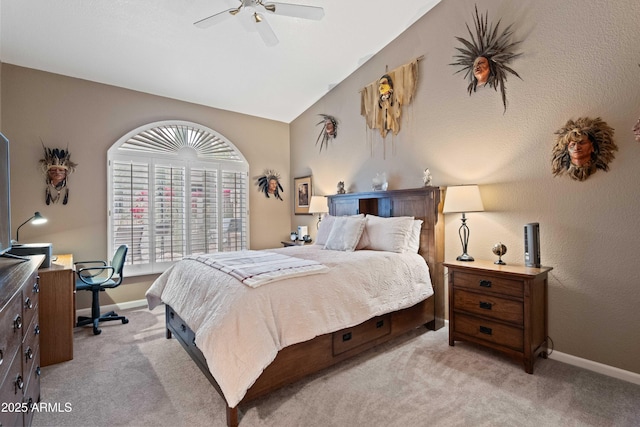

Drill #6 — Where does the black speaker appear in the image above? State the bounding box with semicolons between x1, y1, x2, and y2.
524;223;540;267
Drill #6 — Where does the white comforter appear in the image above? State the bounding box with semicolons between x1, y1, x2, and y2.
145;245;432;408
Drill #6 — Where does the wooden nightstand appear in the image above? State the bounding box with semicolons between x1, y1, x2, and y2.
444;260;552;374
280;240;310;247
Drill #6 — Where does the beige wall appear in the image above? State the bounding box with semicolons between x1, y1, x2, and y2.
1;65;291;309
291;0;640;374
2;0;639;376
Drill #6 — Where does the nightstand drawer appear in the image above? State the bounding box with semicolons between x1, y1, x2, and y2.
453;271;523;298
453;289;523;324
454;313;523;351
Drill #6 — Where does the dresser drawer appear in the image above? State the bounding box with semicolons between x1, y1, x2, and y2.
23;346;41;427
453;289;523;324
332;314;391;356
452;270;523;298
0;294;23;385
0;349;24;426
23;313;40;386
454;313;523;351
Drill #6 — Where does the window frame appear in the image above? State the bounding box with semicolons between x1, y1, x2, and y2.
107;120;250;277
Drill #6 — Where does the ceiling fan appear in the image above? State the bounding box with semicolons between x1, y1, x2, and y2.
194;0;324;46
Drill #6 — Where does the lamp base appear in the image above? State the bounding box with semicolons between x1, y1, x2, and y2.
456;253;475;262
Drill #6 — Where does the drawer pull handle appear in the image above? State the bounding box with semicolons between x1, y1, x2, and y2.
342;332;352;342
25;347;33;361
376;320;384;328
14;315;23;330
34;325;40;335
15;375;24;392
25;297;33;310
479;326;493;335
33;282;40;293
0;349;3;365
170;311;175;320
36;366;41;377
181;324;187;333
479;301;493;310
479;280;492;288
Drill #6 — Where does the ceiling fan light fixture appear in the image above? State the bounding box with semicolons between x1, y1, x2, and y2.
229;7;241;16
253;12;263;23
264;4;276;13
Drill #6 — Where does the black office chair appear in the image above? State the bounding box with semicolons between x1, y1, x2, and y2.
75;245;129;335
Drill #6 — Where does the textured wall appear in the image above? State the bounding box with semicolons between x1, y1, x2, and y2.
2;65;290;308
290;0;640;373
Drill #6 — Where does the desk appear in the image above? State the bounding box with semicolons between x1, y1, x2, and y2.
38;254;75;366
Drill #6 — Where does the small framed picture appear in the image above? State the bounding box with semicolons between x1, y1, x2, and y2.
294;175;312;215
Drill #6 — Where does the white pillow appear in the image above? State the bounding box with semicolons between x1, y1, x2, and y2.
316;214;364;246
364;215;415;253
324;216;366;252
315;215;337;245
405;220;423;254
355;225;370;250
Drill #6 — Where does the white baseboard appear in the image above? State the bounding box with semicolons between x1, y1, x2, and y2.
548;350;640;386
75;298;148;318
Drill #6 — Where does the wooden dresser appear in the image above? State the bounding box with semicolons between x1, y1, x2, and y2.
0;255;44;427
444;260;552;374
38;254;75;366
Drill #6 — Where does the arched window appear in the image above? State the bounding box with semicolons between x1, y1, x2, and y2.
108;121;249;276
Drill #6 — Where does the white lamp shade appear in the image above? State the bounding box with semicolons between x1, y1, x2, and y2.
309;195;329;213
443;185;484;214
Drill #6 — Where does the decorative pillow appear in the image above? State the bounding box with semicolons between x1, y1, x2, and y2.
315;215;337;246
405;220;423;254
363;215;415;253
323;216;366;252
355;226;370;250
316;214;364;246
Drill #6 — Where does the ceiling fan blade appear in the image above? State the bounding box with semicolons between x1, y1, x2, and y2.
194;8;235;28
254;13;279;46
266;2;324;20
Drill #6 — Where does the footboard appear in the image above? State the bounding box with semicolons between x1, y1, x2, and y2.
165;295;435;426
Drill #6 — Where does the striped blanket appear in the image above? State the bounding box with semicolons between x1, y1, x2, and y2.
185;250;329;288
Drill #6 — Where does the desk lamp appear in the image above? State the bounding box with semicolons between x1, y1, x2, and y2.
14;211;47;243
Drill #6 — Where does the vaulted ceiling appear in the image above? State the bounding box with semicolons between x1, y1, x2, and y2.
0;0;441;123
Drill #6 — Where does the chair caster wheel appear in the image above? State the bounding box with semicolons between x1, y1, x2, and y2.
122;318;129;324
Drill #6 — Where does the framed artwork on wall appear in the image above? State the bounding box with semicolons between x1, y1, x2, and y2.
294;175;312;215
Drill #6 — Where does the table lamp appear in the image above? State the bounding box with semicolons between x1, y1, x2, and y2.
443;185;484;261
14;211;48;243
308;196;329;229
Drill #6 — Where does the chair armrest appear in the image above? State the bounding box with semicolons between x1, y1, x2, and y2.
74;260;108;267
76;265;116;286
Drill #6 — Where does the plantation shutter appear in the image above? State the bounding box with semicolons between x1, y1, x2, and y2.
108;121;249;276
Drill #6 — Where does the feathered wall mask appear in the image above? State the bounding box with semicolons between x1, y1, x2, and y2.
450;5;523;112
315;114;338;152
552;117;617;181
39;144;77;205
255;169;284;200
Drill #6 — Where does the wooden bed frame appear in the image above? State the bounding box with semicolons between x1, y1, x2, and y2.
164;187;445;426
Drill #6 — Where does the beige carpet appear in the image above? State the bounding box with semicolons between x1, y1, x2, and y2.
33;307;640;427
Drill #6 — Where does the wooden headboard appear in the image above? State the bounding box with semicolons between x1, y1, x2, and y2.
327;187;445;329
